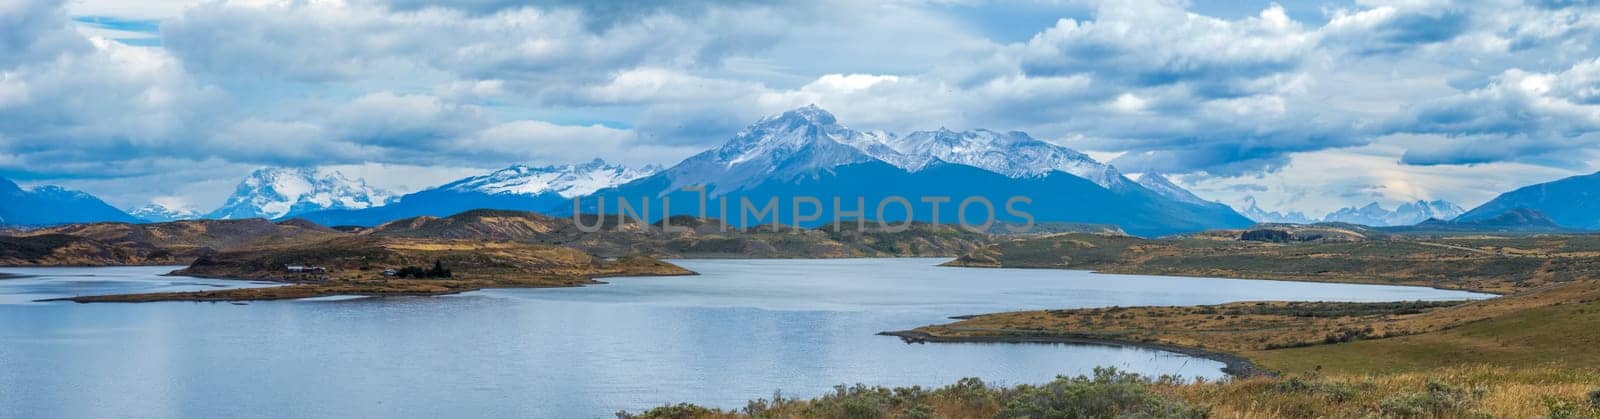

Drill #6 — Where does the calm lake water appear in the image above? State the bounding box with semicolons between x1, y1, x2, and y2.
0;259;1491;418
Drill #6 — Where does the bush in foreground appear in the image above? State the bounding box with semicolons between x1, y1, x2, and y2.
620;368;1204;419
619;366;1600;418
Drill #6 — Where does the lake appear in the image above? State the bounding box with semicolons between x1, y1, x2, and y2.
0;259;1491;418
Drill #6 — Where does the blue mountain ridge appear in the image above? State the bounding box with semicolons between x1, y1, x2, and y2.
1457;171;1600;229
566;160;1253;237
0;177;139;227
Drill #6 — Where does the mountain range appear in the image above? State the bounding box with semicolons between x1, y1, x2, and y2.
575;106;1252;236
1322;200;1465;226
1240;198;1465;227
15;107;1600;235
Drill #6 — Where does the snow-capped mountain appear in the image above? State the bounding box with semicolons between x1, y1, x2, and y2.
128;202;201;222
655;105;1135;196
1322;200;1465;226
206;168;396;220
1236;196;1318;224
443;159;658;198
579;106;1253;236
0;177;138;226
292;160;657;227
661;105;884;195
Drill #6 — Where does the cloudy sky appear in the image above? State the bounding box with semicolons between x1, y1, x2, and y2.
2;0;1597;216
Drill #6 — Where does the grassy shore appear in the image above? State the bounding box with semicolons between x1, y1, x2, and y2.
622;282;1600;418
946;231;1600;294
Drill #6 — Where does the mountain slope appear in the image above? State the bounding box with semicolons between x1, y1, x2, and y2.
294;160;655;227
0;177;139;226
206;168;395;220
1457;171;1600;229
573;107;1252;236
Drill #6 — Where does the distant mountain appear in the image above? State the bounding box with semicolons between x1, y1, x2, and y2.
1236;196;1318;224
294;159;656;227
1457;171;1600;229
574;106;1252;236
1323;200;1465;227
206;168;396;220
0;177;138;226
128;203;201;222
1409;208;1565;232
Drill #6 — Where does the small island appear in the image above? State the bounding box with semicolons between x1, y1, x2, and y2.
40;235;694;303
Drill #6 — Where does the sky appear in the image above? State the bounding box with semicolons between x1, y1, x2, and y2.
1;0;1598;217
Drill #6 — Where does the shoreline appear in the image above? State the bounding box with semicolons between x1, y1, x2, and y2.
938;262;1506;295
876;330;1269;378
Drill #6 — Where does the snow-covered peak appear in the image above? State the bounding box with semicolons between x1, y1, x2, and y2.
442;159;657;198
206;167;396;220
658;106;1134;195
1236;196;1318;224
665;106;879;194
128;202;201;222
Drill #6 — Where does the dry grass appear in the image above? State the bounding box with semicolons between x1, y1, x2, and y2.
1169;365;1600;418
913;280;1600;358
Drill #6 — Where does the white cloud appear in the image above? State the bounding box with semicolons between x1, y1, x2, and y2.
5;0;1600;214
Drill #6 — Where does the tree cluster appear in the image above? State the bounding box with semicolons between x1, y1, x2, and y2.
396;260;452;279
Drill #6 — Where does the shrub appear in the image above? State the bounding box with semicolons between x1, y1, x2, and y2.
995;367;1208;419
1543;396;1588;419
896;403;935;419
1378;381;1486;418
616;403;717;419
1590;388;1600;409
